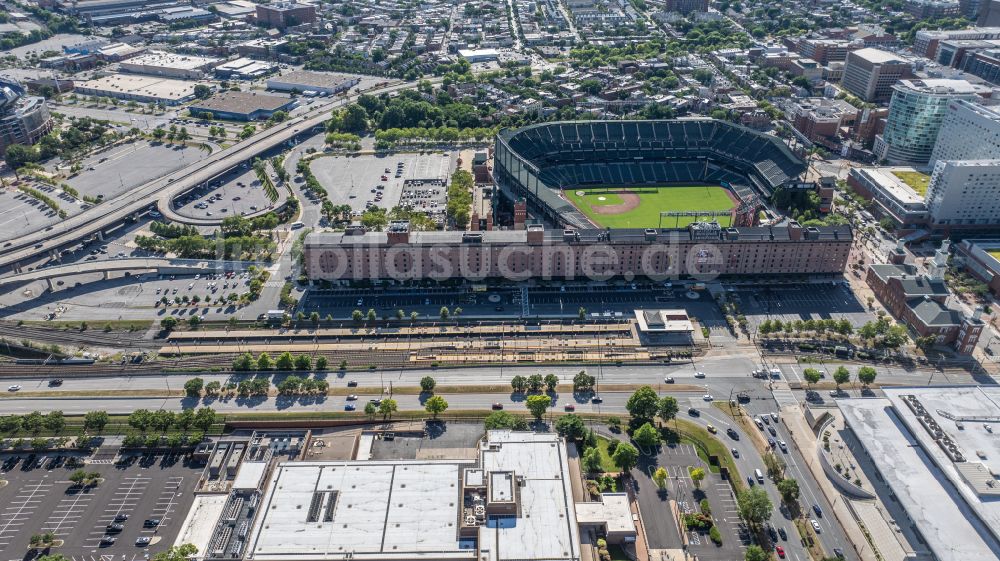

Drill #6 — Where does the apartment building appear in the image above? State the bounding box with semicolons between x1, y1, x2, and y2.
841;48;912;103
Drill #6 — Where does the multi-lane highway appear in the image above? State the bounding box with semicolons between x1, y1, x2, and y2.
0;79;423;273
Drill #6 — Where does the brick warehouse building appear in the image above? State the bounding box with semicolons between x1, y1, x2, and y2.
304;221;852;282
866;241;984;353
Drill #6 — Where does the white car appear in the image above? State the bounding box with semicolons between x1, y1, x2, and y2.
694;371;706;378
7;385;20;392
810;519;821;533
346;394;358;401
703;394;714;401
770;412;779;422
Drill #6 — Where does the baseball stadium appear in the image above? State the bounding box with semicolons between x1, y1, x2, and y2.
493;119;807;229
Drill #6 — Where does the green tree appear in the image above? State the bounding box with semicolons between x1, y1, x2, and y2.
653;467;668;489
420;376;436;393
554;414;587;440
42;411;64;433
744;545;768;561
573;371;596;392
611;442;639;471
364;401;377;418
439;306;450;320
858;366;877;387
152;544;198;561
777;478;800;504
193;407;216;431
424;395;448;418
527;374;544;392
21;411;43;433
184;377;204;397
510;375;528;393
315;356;329;370
737;487;773;527
633;422;660;447
582;447;603;473
233;352;254;371
5;144;39;177
657;396;679;422
544;374;559;391
274;351;295;370
294;354;312;370
689;466;706;489
378;398;398;419
525;394;551;420
257;352;272;370
484;410;528;430
833;366;851;389
83;411;109;432
803;368;822;387
626;386;660;421
160;316;178;331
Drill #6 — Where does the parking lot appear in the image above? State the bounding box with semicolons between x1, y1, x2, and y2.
308;152;455;215
171;165;277;220
0;452;201;560
737;284;874;332
0;184;65;242
61;141;211;205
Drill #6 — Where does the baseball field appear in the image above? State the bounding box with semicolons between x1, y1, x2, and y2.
564;185;737;229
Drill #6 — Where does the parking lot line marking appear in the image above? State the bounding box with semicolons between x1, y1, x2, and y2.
0;479;49;537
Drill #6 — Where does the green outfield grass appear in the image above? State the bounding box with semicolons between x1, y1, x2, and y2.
564;185;736;228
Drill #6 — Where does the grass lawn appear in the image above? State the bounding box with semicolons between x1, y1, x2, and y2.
593;435;623;472
564;185;735;228
891;171;931;196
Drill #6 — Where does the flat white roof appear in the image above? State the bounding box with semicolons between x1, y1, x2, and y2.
839;389;1000;561
175;494;229;554
479;431;581;561
74;73;200;100
122;50;220;70
233;461;267;490
246;460;474;561
575;493;635;535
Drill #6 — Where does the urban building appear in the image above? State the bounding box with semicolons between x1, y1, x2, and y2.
959;48;1000;85
839;386;1000;561
303;222;852;282
929;99;1000;165
961;0;983;18
874;79;986;165
925;159;1000;229
255;2;316;29
841;48;912;103
795;38;853;65
954;238;1000;296
982;0;1000;25
0;79;52;151
240;431;631;561
663;0;708;13
187;90;296;121
119;51;221;80
73;74;202;105
913;27;1000;59
266;70;360;96
214;58;278;80
458;49;500;63
237;39;289;61
904;0;961;19
866;242;984;351
788;97;860;147
847;167;930;230
96;42;146;62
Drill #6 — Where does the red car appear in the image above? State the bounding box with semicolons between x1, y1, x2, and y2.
564;403;575;411
775;546;785;559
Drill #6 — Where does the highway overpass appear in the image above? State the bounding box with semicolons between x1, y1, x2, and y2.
0;257;261;290
0;79;423;274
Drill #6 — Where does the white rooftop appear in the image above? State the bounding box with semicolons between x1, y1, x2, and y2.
478;431;581;561
861;167;926;204
839;388;1000;561
247;460;472;561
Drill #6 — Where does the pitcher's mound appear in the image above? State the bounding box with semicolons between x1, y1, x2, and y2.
592;190;641;215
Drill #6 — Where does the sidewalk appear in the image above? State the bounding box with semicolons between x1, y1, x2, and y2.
782;405;879;561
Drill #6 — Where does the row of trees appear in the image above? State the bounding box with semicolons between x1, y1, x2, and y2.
0;411;66;434
232;352;330;372
127;407;216;433
802;365;878;388
758;317;854;336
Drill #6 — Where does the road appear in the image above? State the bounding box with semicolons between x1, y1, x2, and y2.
0;79;424;272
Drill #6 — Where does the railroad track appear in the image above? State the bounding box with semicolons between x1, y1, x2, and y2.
0;323;162;350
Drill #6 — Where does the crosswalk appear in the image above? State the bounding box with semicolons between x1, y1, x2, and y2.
771;382;798;408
